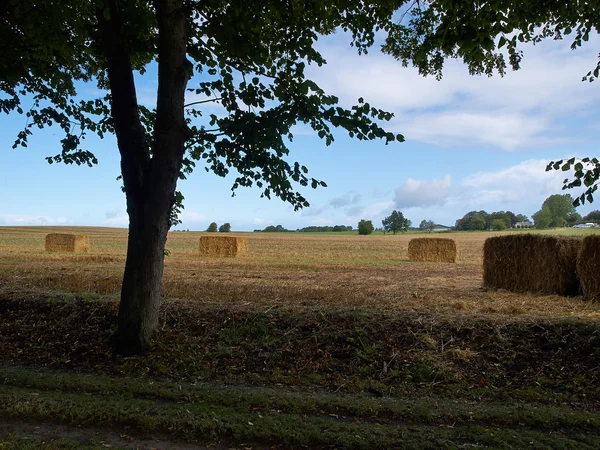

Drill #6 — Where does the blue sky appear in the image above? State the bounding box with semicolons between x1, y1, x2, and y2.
1;33;599;231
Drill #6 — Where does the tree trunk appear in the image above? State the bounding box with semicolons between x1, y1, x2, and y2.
97;0;190;355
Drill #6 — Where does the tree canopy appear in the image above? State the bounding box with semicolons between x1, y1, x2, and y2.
358;219;375;235
382;210;411;234
532;194;578;228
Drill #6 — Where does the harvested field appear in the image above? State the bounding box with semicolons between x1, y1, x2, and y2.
483;234;581;296
578;234;600;300
1;226;600;320
408;237;458;263
199;235;247;257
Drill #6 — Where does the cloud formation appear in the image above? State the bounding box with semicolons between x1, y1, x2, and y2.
394;175;452;209
310;36;600;150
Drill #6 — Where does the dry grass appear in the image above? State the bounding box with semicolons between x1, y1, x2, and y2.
483;234;581;296
45;233;90;253
199;235;247;257
577;234;600;300
408;237;458;263
2;227;600;321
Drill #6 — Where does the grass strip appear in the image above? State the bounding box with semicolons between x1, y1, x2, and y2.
1;366;600;449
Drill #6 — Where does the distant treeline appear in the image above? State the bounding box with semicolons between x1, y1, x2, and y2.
254;225;353;233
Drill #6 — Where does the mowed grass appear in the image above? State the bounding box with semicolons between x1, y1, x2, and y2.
1;226;600;319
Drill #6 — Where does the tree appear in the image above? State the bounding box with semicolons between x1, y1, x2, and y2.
486;211;511;230
382;210;411;234
566;212;582;226
532;205;552;229
218;223;231;232
206;222;218;232
3;1;409;354
455;211;488;231
419;219;436;232
357;220;374;236
490;219;507;231
584;210;600;222
542;194;578;228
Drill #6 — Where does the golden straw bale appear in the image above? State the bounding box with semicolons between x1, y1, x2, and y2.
45;233;90;253
483;234;580;296
577;235;600;300
408;238;458;263
199;236;248;257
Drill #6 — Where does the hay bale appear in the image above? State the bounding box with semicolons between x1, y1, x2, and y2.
577;235;600;300
45;233;90;253
199;236;248;257
408;238;458;263
483;234;580;296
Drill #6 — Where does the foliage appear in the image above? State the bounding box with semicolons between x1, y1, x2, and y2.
583;210;600;222
547;157;600;206
533;194;578;228
255;225;291;233
357;219;374;235
381;210;411;234
490;219;507;231
566;212;582;226
455;211;488;231
218;223;231;232
298;225;353;232
532;205;552;229
206;222;218;232
456;210;528;231
419;219;436;232
485;211;512;230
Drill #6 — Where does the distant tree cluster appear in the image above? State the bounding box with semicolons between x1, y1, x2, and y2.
298;225;353;232
455;211;528;231
532;194;580;229
206;222;232;232
254;225;292;233
419;220;436;232
583;210;600;222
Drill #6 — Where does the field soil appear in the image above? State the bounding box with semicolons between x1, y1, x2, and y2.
1;226;600;449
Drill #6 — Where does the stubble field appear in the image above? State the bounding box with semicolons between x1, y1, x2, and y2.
1;226;600;319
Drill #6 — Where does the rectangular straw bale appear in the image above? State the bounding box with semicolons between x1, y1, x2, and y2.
45;233;90;253
199;236;248;257
408;238;458;263
483;234;580;296
577;235;600;300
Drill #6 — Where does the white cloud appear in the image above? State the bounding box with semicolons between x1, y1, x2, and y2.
104;215;129;227
394;175;452;209
253;217;272;224
461;159;567;199
329;191;361;208
395;112;550;151
390;158;590;225
0;215;69;226
309;36;600;150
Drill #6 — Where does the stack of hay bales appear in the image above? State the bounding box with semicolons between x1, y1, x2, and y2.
45;233;90;253
577;235;600;300
199;236;247;257
408;238;458;263
483;234;580;296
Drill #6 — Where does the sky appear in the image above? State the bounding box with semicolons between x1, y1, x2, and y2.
1;32;599;231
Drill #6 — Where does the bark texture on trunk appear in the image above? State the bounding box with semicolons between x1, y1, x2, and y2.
97;0;189;355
